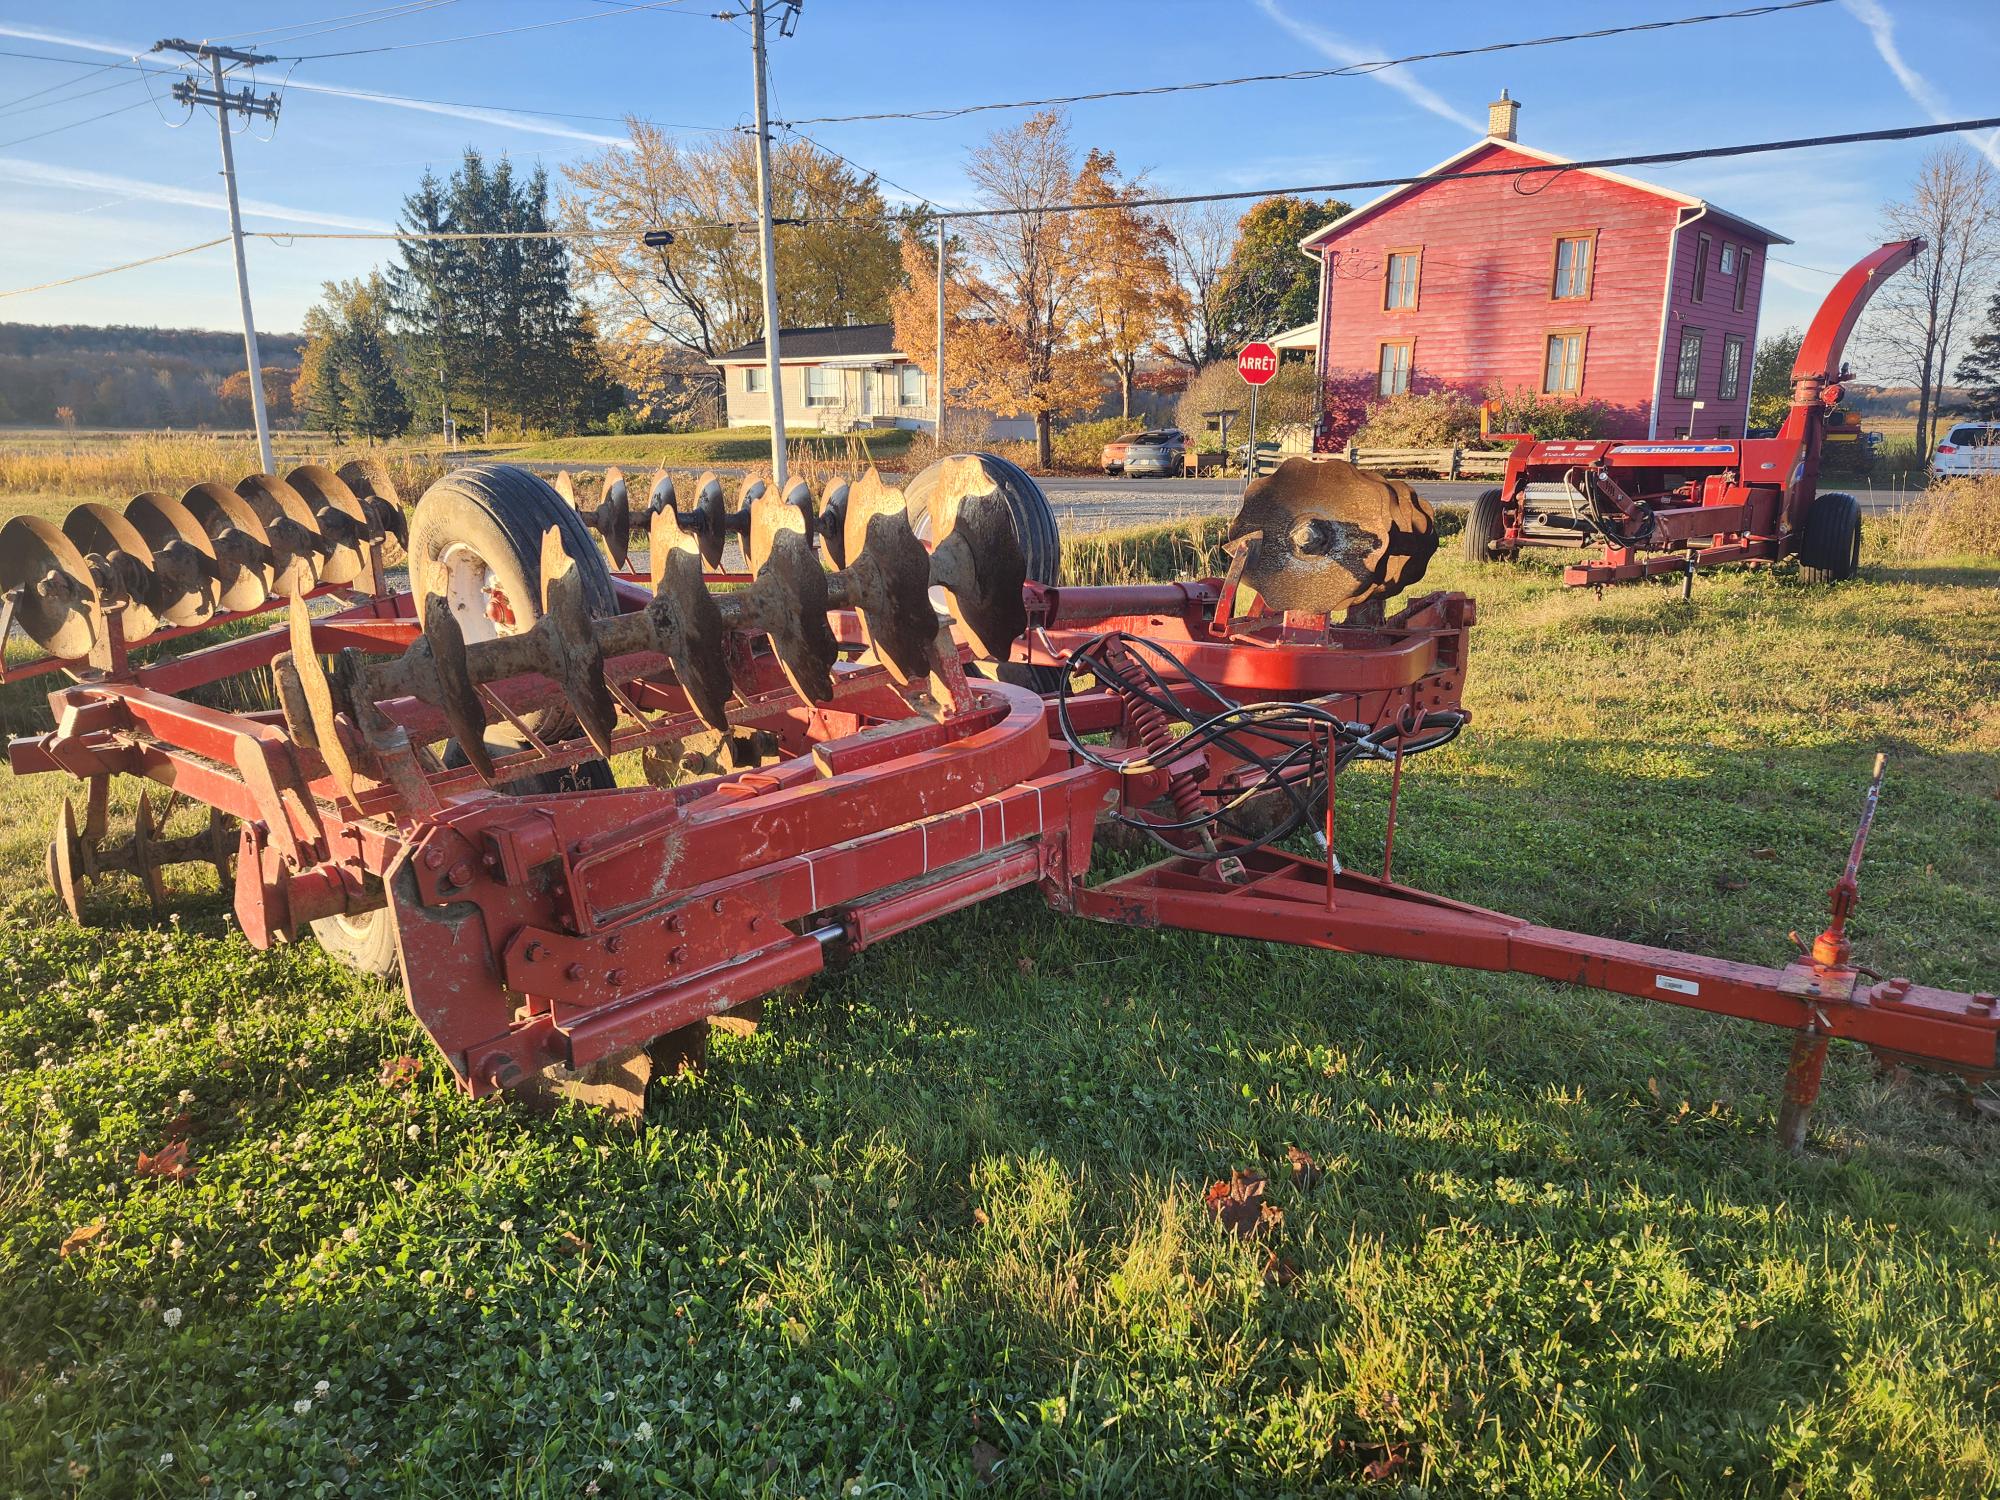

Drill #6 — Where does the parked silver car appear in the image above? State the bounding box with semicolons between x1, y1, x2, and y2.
1120;429;1186;477
1932;420;2000;478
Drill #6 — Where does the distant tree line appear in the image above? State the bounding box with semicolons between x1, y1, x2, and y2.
0;323;303;429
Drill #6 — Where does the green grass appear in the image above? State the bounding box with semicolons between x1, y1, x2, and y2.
2;519;1998;1495
509;428;917;468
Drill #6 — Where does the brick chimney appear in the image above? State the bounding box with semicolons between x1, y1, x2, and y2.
1487;89;1519;141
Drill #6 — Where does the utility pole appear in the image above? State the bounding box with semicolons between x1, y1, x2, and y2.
934;217;946;445
746;2;796;490
157;39;280;475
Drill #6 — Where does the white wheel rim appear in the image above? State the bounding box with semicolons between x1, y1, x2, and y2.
438;541;525;643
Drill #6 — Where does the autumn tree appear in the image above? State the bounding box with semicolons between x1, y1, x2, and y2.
1158;201;1234;373
888;220;983;426
952;111;1101;467
1862;148;2000;451
218;366;296;425
1217;195;1348;344
297;275;410;443
1749;327;1803;429
1070;149;1178;418
564;124;904;424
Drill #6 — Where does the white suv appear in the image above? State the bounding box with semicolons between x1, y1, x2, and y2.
1931;421;2000;478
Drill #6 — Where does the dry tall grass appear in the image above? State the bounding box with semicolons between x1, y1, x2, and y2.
1899;475;2000;558
0;433;452;503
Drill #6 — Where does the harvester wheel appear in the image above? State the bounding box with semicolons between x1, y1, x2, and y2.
1465;487;1507;563
1797;491;1862;584
406;465;618;741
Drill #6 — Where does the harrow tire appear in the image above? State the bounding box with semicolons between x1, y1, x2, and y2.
407;464;618;741
905;452;1061;689
1465;487;1506;563
311;908;399;979
1796;491;1862;584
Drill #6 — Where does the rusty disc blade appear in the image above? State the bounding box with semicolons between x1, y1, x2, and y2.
538;528;619;759
648;469;675;516
49;794;85;923
597;467;632;569
63;502;163;641
749;530;836;706
239;473;339;589
289;585;360;805
1229;457;1430;614
693;471;729;570
817;480;851;568
421;591;494;781
747;484;809;578
286;464;370;582
924;460;1028;661
336;456;403;511
130;789;167;913
841;471;938;686
647;506;733;731
124;491;217;627
181;482;282;609
0;514;98;660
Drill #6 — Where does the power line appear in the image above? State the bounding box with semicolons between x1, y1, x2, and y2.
0;67;154;121
211;0;463;48
222;111;2000;235
0;95;158;151
279;0;714;59
774;0;1834;126
0;236;230;299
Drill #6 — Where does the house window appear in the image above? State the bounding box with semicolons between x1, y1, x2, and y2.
1552;235;1594;300
898;364;925;407
1676;327;1705;399
1542;330;1585;395
1377;340;1413;396
1719;334;1744;401
805;366;841;406
1384;250;1420;310
1692;233;1711;302
1733;248;1751;312
1719;243;1737;276
745;366;766;393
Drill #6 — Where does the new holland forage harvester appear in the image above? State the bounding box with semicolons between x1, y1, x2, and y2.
0;429;1992;1147
1462;239;1919;590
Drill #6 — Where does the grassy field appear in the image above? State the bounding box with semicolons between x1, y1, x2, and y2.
509;428;917;468
1;499;1998;1494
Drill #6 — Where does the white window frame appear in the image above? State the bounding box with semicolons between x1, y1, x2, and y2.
898;364;925;407
805;366;841;406
744;365;766;393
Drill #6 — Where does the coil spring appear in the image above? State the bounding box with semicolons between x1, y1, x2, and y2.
1106;640;1204;822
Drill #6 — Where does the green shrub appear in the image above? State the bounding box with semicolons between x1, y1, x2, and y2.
1484;384;1614;440
1352;389;1482;449
1177;361;1317;450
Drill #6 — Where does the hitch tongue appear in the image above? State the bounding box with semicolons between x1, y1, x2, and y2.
1811;751;1887;972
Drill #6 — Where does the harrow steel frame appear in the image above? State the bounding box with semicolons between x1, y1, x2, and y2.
4;456;1993;1149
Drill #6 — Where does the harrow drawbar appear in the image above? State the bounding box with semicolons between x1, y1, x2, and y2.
3;453;1991;1144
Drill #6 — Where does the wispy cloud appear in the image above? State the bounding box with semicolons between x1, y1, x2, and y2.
1840;0;2000;169
0;23;631;149
1250;0;1483;135
278;79;629;149
0;157;394;232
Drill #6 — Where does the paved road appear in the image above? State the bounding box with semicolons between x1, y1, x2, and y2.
489;459;1924;536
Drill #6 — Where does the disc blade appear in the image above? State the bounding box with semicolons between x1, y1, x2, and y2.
1227;456;1434;614
0;515;97;659
922;458;1028;661
63;502;162;641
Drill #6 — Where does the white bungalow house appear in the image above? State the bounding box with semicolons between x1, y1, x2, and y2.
708;323;1031;437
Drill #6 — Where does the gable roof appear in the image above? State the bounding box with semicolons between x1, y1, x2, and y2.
1298;137;1792;253
710;323;900;364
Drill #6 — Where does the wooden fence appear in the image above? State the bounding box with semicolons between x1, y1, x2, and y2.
1243;443;1511;479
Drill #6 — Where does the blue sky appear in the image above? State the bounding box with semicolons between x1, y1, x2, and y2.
1;0;1995;371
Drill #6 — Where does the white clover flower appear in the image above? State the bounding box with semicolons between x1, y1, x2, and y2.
585;1485;599;1497
169;1237;185;1259
599;1459;613;1472
342;1227;359;1243
159;1452;174;1469
314;1379;330;1398
788;1394;803;1413
87;1008;107;1026
498;1219;514;1234
406;1125;421;1141
293;1398;312;1416
162;1307;183;1329
632;1420;653;1443
177;1089;194;1107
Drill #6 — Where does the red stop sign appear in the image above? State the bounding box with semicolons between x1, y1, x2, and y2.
1237;342;1278;386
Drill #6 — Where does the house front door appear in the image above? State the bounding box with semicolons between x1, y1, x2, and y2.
860;369;874;422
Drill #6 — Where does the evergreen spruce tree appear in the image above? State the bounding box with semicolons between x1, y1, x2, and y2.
1954;288;2000;418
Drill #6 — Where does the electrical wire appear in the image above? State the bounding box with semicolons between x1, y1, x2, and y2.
210;0;462;48
279;0;714;59
774;0;1833;126
0;236;230;299
0;95;157;152
0;67;154;121
213;112;2000;240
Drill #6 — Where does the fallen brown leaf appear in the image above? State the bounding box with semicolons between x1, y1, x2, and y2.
1014;955;1035;976
558;1229;587;1252
972;1207;990;1227
1362;1445;1410;1482
59;1221;106;1258
136;1139;192;1183
1261;1250;1299;1286
1749;847;1778;861
1204;1169;1281;1239
970;1439;1003;1485
1715;876;1749;892
1286;1146;1322;1190
378;1055;422;1090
